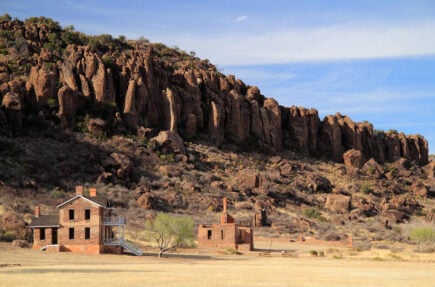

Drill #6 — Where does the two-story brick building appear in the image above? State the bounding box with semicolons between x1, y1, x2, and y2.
30;186;141;255
197;198;253;251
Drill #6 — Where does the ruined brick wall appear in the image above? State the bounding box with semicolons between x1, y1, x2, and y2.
198;223;238;249
236;226;253;251
58;197;104;253
198;223;254;251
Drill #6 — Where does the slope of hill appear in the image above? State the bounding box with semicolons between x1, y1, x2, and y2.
0;15;433;246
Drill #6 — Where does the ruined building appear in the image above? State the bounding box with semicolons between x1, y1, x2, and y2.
198;198;254;251
29;186;142;255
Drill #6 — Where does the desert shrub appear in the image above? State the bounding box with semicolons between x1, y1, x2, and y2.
0;231;16;242
409;227;435;242
303;207;327;222
225;248;242;255
409;227;435;253
50;188;66;199
309;250;318;256
0;13;12;21
359;182;372;194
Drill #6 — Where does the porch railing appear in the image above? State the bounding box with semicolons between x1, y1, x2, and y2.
103;216;125;225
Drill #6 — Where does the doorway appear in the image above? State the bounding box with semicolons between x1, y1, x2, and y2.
52;228;58;244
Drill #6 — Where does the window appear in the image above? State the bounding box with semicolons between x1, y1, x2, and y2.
207;230;212;240
85;227;90;240
69;209;74;220
69;228;74;240
85;209;91;220
40;228;46;240
221;230;225;240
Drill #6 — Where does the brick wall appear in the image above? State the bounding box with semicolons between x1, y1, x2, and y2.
198;223;254;251
58;197;103;249
32;228;54;249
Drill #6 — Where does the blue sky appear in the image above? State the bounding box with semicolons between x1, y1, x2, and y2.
1;0;435;153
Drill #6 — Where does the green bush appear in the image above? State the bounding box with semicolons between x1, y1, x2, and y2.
50;188;66;199
303;207;327;222
410;227;435;242
360;182;372;194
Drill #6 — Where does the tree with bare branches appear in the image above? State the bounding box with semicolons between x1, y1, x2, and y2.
145;213;195;257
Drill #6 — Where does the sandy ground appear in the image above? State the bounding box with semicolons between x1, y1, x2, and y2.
0;240;434;287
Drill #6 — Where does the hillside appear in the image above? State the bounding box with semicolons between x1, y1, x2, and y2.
0;15;434;247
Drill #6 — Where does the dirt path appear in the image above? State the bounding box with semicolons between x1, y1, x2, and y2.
0;243;434;287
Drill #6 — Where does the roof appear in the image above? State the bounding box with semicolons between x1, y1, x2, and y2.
56;195;108;209
30;215;59;228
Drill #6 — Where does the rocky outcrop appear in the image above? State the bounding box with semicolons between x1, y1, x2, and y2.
57;85;76;129
0;18;429;166
26;66;56;106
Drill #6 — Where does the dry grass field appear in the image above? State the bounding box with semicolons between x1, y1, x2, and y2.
0;240;434;287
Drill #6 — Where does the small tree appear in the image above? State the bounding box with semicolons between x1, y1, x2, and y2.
145;213;195;257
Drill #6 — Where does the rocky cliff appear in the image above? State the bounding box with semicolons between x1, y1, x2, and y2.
0;16;429;165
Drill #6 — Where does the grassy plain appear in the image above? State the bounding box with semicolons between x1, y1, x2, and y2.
0;240;434;287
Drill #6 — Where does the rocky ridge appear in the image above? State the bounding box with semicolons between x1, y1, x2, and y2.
0;16;428;166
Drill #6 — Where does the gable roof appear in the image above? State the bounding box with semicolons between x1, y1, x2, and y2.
56;195;108;209
30;215;60;228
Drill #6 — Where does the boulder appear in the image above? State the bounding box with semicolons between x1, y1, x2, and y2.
12;239;30;248
151;130;186;155
87;118;106;136
234;169;260;189
137;193;156;210
106;153;133;179
382;209;407;223
343;149;363;170
325;194;351;214
305;173;332;193
362;158;384;177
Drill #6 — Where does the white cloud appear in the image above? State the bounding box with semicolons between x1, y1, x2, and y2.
235;15;248;23
174;20;435;65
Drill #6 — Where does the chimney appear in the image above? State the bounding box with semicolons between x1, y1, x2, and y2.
75;185;84;196
222;197;227;213
35;206;40;218
89;187;97;197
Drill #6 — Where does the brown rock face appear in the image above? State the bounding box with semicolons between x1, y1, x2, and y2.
343;149;363;171
2;92;22;130
0;19;429;166
319;114;344;162
57;85;76;129
284;106;319;155
325;194;351;214
26;66;56;106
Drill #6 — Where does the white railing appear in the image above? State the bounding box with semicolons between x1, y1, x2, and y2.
103;216;125;225
103;238;142;256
